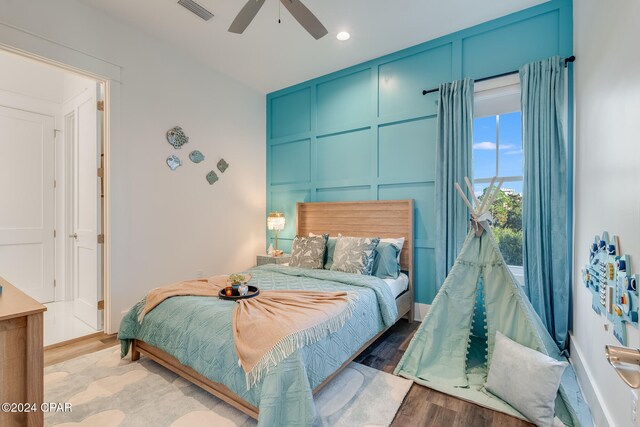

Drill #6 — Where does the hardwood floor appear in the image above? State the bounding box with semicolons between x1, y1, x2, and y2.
45;321;531;426
354;320;532;427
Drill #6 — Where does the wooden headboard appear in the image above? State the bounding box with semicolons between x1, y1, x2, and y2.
296;200;415;320
296;199;414;286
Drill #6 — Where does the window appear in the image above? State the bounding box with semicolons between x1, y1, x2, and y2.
473;76;524;282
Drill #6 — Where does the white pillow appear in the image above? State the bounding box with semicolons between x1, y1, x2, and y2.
485;331;568;427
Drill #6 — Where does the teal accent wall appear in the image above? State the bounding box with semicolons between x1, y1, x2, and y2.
266;0;573;305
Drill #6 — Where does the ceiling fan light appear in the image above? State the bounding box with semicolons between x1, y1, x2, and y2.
336;31;351;41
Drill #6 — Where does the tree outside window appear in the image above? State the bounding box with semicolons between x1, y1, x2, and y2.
473;111;523;268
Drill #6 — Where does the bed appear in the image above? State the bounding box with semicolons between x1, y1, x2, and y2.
118;200;414;426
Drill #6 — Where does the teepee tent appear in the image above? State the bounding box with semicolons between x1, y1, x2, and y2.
394;178;592;426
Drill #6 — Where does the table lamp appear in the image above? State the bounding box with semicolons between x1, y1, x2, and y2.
267;211;285;256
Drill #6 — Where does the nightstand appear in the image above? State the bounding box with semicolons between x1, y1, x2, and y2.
257;254;291;266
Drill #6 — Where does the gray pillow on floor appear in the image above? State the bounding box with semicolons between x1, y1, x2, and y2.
485;331;568;427
330;236;380;275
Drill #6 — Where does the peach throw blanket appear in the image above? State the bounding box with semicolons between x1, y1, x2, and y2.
136;275;251;322
137;275;354;389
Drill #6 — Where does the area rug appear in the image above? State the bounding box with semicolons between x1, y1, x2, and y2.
45;346;411;427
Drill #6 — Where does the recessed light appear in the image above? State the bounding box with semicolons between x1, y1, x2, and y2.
336;31;350;41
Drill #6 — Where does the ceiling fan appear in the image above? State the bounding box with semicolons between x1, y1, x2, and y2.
228;0;328;40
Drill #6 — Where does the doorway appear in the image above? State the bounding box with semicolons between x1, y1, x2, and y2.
0;49;105;345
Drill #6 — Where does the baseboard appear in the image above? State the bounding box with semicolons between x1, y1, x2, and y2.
414;303;430;321
43;331;109;351
570;333;614;427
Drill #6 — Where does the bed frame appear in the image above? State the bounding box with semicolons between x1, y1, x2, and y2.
131;199;414;420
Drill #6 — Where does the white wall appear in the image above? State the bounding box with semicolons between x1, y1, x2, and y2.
0;0;266;332
62;72;94;105
0;52;66;103
572;1;640;426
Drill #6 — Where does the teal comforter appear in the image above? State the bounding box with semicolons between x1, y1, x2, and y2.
118;265;398;427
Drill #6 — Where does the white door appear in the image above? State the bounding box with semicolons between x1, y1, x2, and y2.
71;84;102;330
0;106;55;302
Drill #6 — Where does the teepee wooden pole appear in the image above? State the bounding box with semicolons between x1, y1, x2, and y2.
479;176;496;213
485;178;505;209
464;177;481;210
455;183;476;216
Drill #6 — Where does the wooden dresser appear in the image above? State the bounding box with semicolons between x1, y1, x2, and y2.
0;277;46;427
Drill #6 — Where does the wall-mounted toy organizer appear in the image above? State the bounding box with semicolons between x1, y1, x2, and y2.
582;231;639;345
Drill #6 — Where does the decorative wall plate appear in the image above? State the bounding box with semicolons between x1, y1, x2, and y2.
167;126;189;149
217;158;229;173
206;170;219;185
167;155;182;171
189;150;205;163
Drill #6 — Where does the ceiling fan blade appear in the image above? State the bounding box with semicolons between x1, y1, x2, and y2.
228;0;267;34
280;0;328;40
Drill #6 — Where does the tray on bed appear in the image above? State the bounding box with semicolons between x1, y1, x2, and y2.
218;285;260;301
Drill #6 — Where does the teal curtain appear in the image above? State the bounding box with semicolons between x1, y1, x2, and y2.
435;78;474;289
520;56;569;349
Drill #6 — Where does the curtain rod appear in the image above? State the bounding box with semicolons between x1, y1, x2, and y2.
421;56;576;96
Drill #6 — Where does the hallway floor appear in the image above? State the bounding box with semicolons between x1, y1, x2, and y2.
44;300;101;346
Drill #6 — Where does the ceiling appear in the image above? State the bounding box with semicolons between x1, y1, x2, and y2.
79;0;548;94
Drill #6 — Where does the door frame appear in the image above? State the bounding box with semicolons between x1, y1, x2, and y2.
64;84;103;329
0;29;120;334
64;110;75;304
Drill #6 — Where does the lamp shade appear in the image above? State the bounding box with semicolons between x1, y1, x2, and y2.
267;211;285;231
